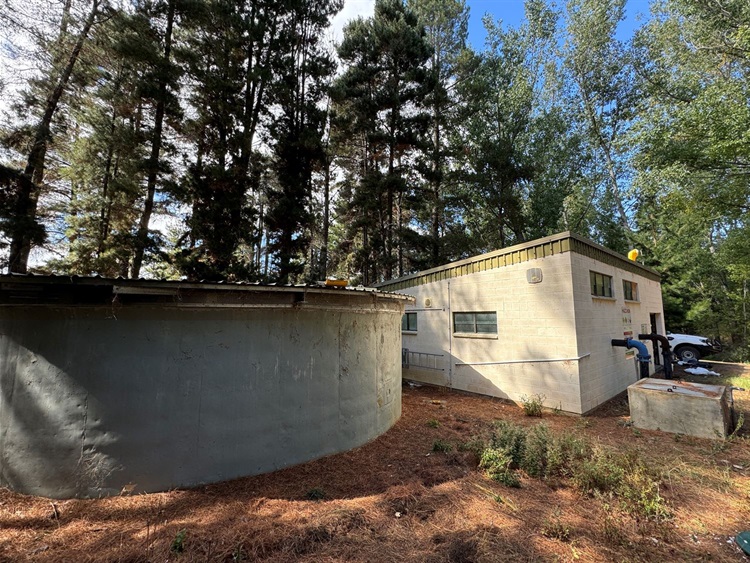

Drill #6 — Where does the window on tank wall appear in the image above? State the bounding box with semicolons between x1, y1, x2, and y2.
453;312;497;334
590;271;613;298
401;312;417;332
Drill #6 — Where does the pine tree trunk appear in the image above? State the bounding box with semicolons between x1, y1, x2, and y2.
8;0;99;273
131;0;176;278
320;154;331;279
431;106;441;267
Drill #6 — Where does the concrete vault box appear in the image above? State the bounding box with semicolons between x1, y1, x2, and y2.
628;378;733;440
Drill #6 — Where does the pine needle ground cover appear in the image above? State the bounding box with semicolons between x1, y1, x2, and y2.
0;364;748;562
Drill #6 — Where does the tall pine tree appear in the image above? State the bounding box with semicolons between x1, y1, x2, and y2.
332;0;432;284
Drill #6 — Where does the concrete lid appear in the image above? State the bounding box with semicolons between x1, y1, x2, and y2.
629;377;727;399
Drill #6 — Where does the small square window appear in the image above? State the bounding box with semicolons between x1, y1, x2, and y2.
453;312;497;334
401;312;417;332
623;280;638;301
590;271;613;298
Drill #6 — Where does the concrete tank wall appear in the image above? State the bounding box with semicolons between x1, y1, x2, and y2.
0;286;406;498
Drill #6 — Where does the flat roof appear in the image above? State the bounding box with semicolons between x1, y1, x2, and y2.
0;274;413;308
374;231;661;291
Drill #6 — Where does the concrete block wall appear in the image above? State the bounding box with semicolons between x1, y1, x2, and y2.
570;253;665;413
401;252;585;412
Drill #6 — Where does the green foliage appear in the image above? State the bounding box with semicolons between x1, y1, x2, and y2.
331;0;433;284
1;0;748;349
630;0;750;345
479;446;520;487
489;420;527;466
264;0;342;283
474;421;670;520
619;464;671;521
572;446;625;494
458;438;486;457
427;419;440;428
545;431;591;477
521;422;551;477
541;507;571;541
171;529;187;553
432;438;453;452
520;394;545;417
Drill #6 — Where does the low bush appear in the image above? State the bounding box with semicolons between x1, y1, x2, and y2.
475;421;670;520
479;447;520;487
520;394;545;417
432;439;452;453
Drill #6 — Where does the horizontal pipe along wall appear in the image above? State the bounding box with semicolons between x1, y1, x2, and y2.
0;283;407;498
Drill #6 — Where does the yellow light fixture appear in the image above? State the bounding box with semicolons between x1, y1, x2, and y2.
627;249;640;261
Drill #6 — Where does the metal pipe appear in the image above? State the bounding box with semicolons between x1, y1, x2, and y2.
611;338;651;379
456;353;591;366
638;333;673;379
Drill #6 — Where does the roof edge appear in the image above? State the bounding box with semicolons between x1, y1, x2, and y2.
0;274;414;302
374;231;660;290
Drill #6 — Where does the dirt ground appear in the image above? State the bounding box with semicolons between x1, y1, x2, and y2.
1;364;749;563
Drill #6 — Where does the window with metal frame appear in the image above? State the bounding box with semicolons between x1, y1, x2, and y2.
622;280;638;301
401;312;418;332
590;271;613;298
453;312;497;334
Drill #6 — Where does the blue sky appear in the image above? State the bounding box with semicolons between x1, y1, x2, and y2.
467;0;652;48
332;0;653;46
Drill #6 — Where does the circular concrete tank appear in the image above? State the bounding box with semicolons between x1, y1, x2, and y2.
0;276;410;498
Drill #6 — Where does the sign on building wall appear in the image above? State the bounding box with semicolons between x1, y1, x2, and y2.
622;307;632;339
622;307;634;357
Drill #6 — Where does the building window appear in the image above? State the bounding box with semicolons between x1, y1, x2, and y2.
453;312;497;334
623;280;638;301
402;312;418;332
590;271;613;298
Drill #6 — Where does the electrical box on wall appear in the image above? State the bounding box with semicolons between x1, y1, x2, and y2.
424;298;432;308
526;268;542;284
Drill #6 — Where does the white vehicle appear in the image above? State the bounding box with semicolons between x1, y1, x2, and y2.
666;332;722;361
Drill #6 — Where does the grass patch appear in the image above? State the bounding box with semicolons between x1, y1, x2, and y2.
426;419;440;428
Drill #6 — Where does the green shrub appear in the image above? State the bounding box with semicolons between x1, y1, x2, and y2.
541;507;571;541
479;447;520;487
572;447;624;494
472;421;671;521
521;423;551;478
520;394;545;417
490;420;526;466
618;460;671;521
458;438;486;457
427;419;440;428
432;438;453;453
171;529;187;553
546;432;591;477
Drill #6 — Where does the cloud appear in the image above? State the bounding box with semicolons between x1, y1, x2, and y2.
330;0;376;44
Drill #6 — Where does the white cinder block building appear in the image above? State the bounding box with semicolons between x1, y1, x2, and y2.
375;231;664;414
